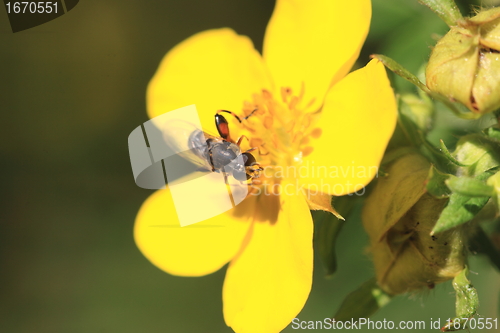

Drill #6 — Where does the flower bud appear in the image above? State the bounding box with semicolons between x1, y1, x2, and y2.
426;7;500;116
362;152;466;295
453;134;500;177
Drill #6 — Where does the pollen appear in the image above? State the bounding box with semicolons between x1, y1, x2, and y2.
263;116;274;129
235;84;321;185
302;146;314;157
310;128;322;139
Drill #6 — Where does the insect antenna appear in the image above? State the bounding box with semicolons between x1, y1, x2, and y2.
217;108;259;123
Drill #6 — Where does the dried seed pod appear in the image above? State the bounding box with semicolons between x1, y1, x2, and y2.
362;152;466;295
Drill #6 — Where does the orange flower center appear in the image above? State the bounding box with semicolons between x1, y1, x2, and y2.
233;85;322;186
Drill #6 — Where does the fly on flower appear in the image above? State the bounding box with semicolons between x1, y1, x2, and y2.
129;104;256;226
163;109;263;184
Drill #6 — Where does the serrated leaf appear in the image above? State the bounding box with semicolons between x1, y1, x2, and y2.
432;171;495;234
432;193;490;235
315;196;357;277
446;176;495;197
426;165;452;198
417;0;463;27
441;267;478;331
333;278;392;322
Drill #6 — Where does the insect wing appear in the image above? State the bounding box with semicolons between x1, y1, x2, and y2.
130;104;249;227
161;119;212;170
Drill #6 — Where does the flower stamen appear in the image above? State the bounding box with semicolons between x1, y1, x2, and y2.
231;84;322;187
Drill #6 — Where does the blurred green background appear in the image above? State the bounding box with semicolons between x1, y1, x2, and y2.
1;0;499;332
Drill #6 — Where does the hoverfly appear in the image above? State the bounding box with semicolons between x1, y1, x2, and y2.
163;109;263;184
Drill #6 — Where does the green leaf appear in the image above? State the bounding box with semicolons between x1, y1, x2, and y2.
441;267;478;331
432;193;489;235
454;268;478;318
453;135;500;177
446;176;495;197
432;171;495;234
485;127;500;143
417;0;463;27
315;196;358;277
316;211;344;277
426;165;452;198
440;139;468;167
333;278;392;322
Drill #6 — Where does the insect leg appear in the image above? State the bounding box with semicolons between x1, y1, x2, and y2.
236;136;269;156
242;147;257;154
222;170;237;207
206;138;216;172
235;135;250;147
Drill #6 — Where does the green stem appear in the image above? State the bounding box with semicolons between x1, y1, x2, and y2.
417;0;464;27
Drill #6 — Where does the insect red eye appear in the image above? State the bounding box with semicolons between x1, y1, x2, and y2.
242;152;257;167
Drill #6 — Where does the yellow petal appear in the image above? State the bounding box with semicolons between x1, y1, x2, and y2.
223;184;313;333
134;188;254;277
263;0;371;111
147;28;273;132
301;59;397;195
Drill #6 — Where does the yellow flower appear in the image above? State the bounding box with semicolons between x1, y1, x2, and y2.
134;1;397;332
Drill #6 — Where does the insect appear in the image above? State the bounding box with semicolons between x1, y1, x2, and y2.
164;109;263;183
